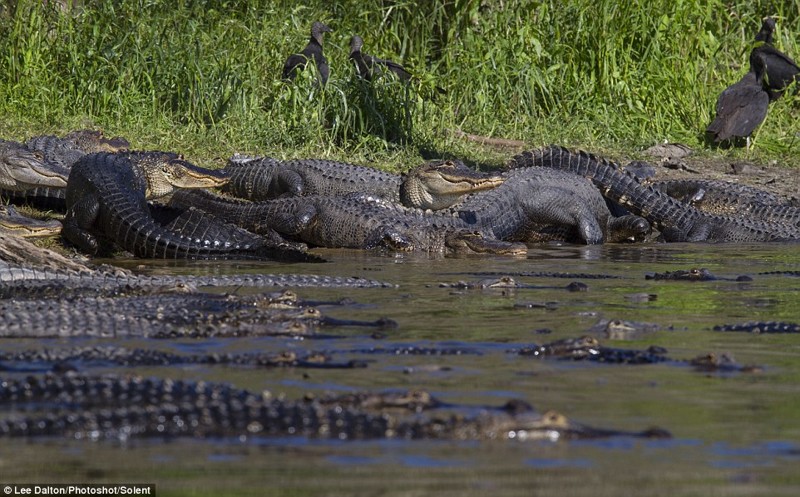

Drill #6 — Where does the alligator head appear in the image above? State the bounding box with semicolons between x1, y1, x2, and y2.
142;154;229;199
65;130;130;153
400;159;505;210
0;139;69;190
0;204;62;238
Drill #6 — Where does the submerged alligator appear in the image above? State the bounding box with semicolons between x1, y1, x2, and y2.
0;288;394;338
0;345;366;372
516;145;800;242
61;151;314;260
0;373;670;441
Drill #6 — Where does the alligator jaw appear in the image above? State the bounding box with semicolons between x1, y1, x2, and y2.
0;205;62;238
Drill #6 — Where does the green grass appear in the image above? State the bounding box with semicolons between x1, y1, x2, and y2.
0;0;798;170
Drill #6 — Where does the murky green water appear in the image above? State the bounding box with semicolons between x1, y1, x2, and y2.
4;243;800;496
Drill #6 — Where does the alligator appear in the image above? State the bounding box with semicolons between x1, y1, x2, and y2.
0;289;394;339
515;145;800;242
0;260;395;298
282;21;333;86
169;189;528;255
0;373;670;441
689;353;763;374
221;155;403;201
514;336;671;364
25;129;130;169
455;165;651;244
644;268;752;282
646;178;800;227
0;346;367;372
0;205;61;237
60;151;310;260
0;139;68;192
713;321;800;333
3;130;132;210
349;35;413;82
223;155;504;211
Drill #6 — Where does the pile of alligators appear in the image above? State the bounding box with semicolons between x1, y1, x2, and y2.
2;129;798;444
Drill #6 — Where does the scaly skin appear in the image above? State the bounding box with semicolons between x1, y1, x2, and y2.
456;166;651;244
61;151;294;259
514;145;800;242
647;178;800;227
3;130;132;210
222;155;402;201
0;373;670;441
399;159;505;210
0;139;68;191
169;189;528;255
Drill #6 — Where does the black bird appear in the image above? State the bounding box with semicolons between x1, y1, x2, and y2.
282;21;333;86
749;17;799;100
706;70;769;145
349;35;413;82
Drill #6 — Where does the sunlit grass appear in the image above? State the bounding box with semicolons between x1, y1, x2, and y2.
0;0;798;169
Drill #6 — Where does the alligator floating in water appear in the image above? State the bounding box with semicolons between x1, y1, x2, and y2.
713;321;800;333
0;373;670;441
0;288;395;339
0;205;61;238
169;189;528;255
0;346;366;372
61;151;311;260
515;145;800;242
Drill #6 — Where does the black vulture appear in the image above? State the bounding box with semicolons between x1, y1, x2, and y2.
706;71;769;145
749;17;799;100
349;35;412;82
282;21;333;86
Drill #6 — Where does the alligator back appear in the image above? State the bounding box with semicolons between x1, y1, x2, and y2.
170;189;470;252
457;166;632;244
222;156;401;201
648;178;800;227
513;146;799;242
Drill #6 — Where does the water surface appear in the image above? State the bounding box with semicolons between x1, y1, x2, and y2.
5;242;800;496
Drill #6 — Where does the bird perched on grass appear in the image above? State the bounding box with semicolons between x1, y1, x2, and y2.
282;21;333;86
749;17;799;101
349;35;412;82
